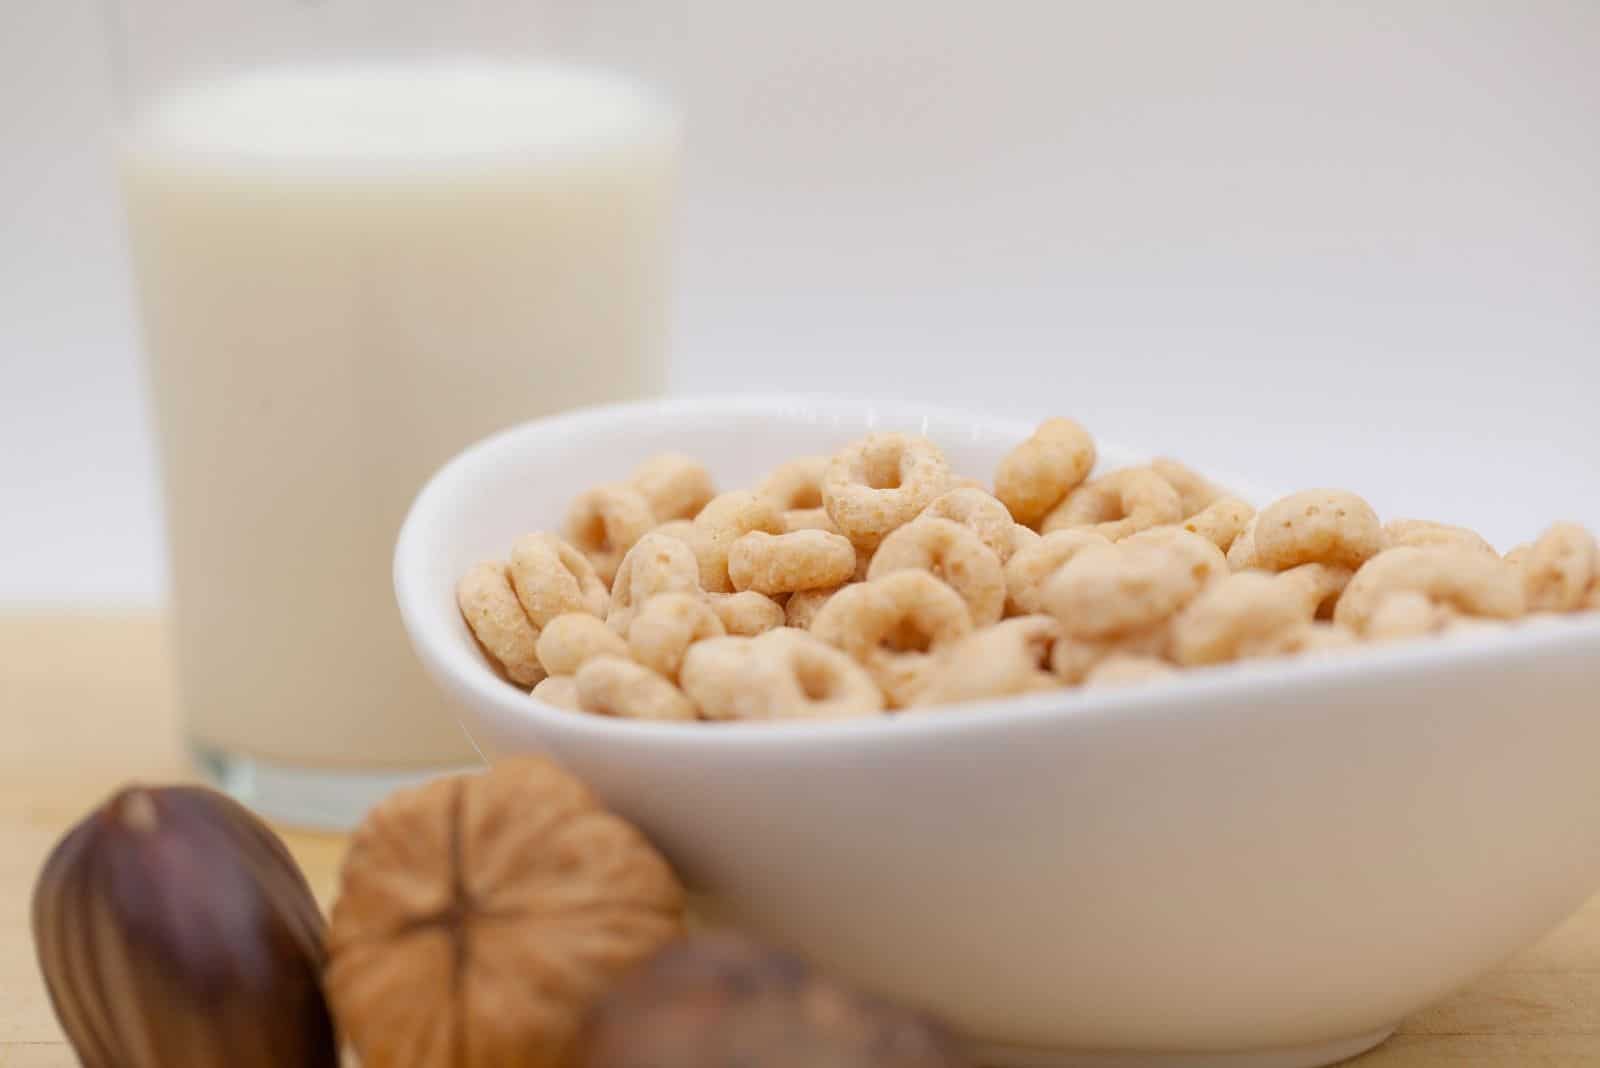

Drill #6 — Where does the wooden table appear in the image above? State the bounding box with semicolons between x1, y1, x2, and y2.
2;615;1597;1067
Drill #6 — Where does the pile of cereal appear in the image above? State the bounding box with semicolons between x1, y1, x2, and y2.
456;420;1600;721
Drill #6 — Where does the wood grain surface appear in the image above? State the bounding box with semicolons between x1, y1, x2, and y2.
1;615;1596;1067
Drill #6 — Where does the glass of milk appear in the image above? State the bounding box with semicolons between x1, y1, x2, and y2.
111;4;678;828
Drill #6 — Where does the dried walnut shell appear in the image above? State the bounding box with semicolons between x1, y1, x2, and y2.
325;758;685;1068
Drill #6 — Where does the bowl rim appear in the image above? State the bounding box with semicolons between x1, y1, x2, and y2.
394;392;1600;753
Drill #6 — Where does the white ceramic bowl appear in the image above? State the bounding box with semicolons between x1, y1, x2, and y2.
395;395;1600;1068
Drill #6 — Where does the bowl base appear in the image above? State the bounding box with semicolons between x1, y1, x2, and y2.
971;1026;1395;1068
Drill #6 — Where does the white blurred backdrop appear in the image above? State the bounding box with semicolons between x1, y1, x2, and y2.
3;1;1597;603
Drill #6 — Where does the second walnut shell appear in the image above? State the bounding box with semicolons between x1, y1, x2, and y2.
324;758;685;1068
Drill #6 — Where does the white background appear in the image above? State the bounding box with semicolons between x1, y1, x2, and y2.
3;1;1597;605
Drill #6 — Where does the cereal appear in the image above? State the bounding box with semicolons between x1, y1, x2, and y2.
811;571;972;707
912;616;1060;708
728;529;856;595
691;491;785;593
1227;518;1260;571
1270;621;1359;656
1253;489;1383;572
1276;562;1353;619
993;418;1096;527
1179;497;1255;553
1050;623;1170;685
508;532;609;628
707;591;786;636
628;593;726;681
457;562;545;686
784;585;843;630
1172;572;1313;666
1121;527;1230;589
1043;541;1206;641
607;532;703;636
757;456;829;510
1084;656;1177;689
1521;522;1599;614
651;518;697;545
867;517;1006;626
920;487;1018;561
536;613;630;676
1003;529;1112;616
1335;547;1525;635
1041;468;1183;541
682;629;884;722
1364;591;1448;642
630;453;716;522
575;656;697;722
781;507;841;534
1151;457;1226;517
1010;523;1042;554
821;433;951;544
530;675;581;710
565;483;655;587
1383;519;1496;557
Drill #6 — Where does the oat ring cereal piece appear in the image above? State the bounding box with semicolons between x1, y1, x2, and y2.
1521;522;1599;613
781;507;841;534
1227;517;1261;571
627;593;727;681
1252;489;1384;572
1003;529;1113;617
812;571;973;659
1151;457;1227;518
706;591;787;636
1083;655;1178;689
575;656;697;721
535;613;630;676
564;483;656;587
920;487;1019;562
690;491;786;594
912;616;1061;709
1122;527;1230;589
993;418;1096;528
1364;590;1450;642
1383;519;1496;557
457;562;545;687
728;529;856;595
606;532;703;636
1050;621;1170;685
820;433;952;545
683;629;884;722
508;532;610;628
1043;541;1206;641
784;585;844;630
867;517;1007;626
1334;547;1525;635
530;675;581;710
630;453;716;523
1172;572;1315;666
1041;468;1183;541
757;456;829;511
1275;562;1353;619
1178;497;1255;554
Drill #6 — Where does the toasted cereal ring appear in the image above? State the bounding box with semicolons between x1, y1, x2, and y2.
1151;458;1227;517
565;483;656;586
728;529;856;595
1010;523;1042;555
1502;544;1532;569
535;613;630;676
1084;656;1177;689
1042;541;1205;640
1587;583;1600;612
626;592;726;681
912;616;1061;709
1521;522;1599;614
1364;590;1449;642
457;561;545;686
949;476;990;494
606;532;703;636
812;571;973;659
867;517;1006;625
1049;622;1170;685
682;629;885;722
920;487;1018;561
1227;518;1260;570
1172;572;1314;666
1335;547;1525;635
651;518;697;545
872;651;942;709
1122;527;1230;588
530;675;581;710
993;418;1096;527
1003;529;1113;616
1383;518;1496;557
1267;621;1359;656
821;433;951;544
784;585;843;630
781;507;841;534
757;456;829;510
507;532;610;628
1041;468;1183;541
1275;562;1353;619
630;453;715;523
690;491;785;593
575;656;697;721
706;591;786;636
1179;497;1255;553
1253;489;1383;572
